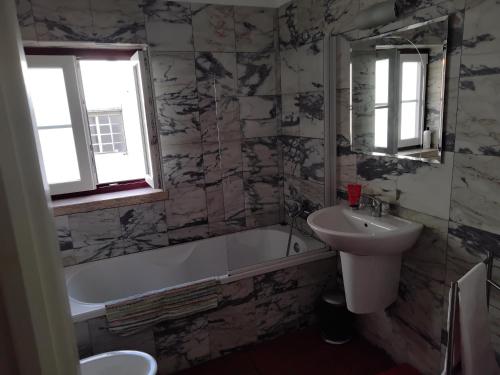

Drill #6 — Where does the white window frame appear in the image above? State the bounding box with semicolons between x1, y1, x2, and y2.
130;51;160;189
26;52;160;194
397;53;428;148
26;55;96;195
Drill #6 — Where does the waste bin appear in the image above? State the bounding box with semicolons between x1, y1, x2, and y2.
318;290;354;344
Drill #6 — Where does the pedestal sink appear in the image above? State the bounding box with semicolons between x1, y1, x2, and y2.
307;204;423;313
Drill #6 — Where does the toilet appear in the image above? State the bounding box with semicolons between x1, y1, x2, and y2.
80;350;157;375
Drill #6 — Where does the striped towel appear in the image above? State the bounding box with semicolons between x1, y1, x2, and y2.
105;279;220;336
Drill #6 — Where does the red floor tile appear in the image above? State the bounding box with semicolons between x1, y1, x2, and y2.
178;326;395;375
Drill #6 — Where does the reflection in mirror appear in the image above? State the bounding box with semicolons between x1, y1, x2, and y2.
350;17;448;163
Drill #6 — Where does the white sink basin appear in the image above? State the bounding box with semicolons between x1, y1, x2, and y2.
307;204;423;314
80;351;157;375
307;205;423;255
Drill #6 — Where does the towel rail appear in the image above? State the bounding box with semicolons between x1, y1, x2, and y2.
444;250;499;375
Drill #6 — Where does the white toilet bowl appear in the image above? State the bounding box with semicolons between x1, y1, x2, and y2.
80;350;157;375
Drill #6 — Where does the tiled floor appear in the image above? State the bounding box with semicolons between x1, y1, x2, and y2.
178;326;397;375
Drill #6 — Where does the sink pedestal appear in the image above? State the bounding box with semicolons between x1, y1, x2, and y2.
340;252;402;314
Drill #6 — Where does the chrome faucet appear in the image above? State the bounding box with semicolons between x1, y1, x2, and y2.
360;195;383;217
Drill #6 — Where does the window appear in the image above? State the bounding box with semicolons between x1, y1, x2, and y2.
88;111;127;154
397;54;428;148
372;51;428;151
374;58;389;149
25;51;159;195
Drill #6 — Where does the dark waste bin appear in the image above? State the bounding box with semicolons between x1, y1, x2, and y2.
318;290;354;344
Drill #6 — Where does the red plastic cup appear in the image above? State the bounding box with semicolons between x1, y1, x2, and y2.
347;184;362;208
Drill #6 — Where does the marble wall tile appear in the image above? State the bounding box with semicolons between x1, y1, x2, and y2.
154;315;210;373
356;154;399;202
68;208;122;263
199;95;241;143
192;4;235;52
255;289;299;341
205;183;225;225
144;0;193;51
152;52;200;145
239;96;278;138
299;91;324;138
301;138;324;183
32;0;93;41
242;137;279;174
297;258;336;288
280;48;301;94
450;153;500;235
74;321;92;358
167;224;209;245
16;0;37;40
455;53;500;155
396;207;448;282
396;152;454;220
278;1;300;50
298;42;324;92
234;7;275;53
446;221;500;284
281;136;303;178
90;0;145;43
208;278;257;357
336;154;357;190
54;215;73;251
296;0;325;46
243;172;281;225
324;0;359;35
195;52;237;98
161;143;204;189
88;317;156;357
299;178;325;211
119;202;168;253
202;141;244;186
237;52;276;96
254;267;299;299
222;173;246;222
165;185;208;230
281;94;300;136
461;0;500;56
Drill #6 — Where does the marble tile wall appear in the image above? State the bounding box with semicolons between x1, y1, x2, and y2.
278;0;500;374
73;257;336;373
21;0;284;254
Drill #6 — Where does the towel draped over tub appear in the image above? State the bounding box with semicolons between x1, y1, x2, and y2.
105;278;220;336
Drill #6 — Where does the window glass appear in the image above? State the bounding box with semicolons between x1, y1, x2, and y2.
400;102;417;140
374;108;388;148
374;58;389;149
375;59;389;104
79;60;147;184
27;68;81;184
401;61;419;101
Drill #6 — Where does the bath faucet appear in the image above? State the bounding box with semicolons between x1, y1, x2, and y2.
360;195;383;217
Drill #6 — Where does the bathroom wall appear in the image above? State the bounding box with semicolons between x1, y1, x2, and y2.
73;258;335;373
15;0;284;265
278;0;500;373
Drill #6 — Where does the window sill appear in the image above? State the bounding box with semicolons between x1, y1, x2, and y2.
51;188;168;216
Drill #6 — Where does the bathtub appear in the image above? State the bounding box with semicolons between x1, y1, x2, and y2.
65;224;332;322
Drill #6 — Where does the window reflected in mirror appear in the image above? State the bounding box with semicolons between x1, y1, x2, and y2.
349;17;448;163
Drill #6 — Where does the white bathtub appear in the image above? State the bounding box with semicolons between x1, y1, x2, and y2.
65;225;331;322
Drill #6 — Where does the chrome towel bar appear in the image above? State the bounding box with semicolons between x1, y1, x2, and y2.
444;250;499;375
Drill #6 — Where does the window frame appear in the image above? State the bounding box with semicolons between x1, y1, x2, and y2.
397;53;428;149
26;55;96;195
25;48;161;198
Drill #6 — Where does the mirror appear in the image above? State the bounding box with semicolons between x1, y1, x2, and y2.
350;17;448;163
